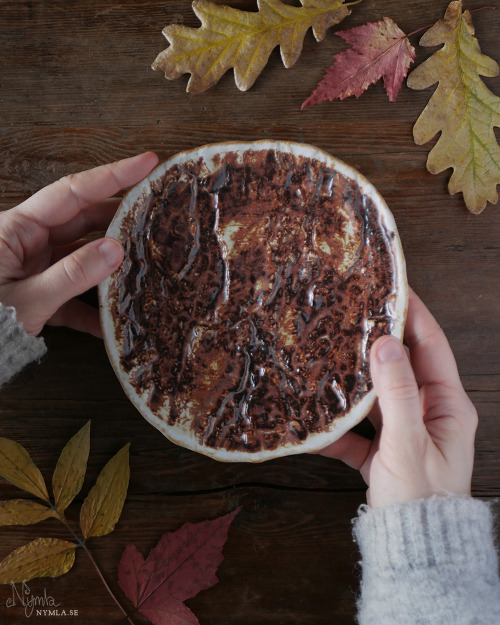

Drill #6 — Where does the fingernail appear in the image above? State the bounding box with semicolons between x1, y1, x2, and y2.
99;239;123;266
377;337;404;362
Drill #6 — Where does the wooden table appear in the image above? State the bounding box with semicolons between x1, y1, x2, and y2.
1;1;500;623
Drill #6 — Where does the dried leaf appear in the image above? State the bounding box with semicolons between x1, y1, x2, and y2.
0;438;49;502
407;1;500;213
117;544;145;607
0;500;58;527
303;17;415;107
152;0;357;93
79;444;130;539
52;421;90;515
141;597;199;625
0;538;76;584
118;508;240;625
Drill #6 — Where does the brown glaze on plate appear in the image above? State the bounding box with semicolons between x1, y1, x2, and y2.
99;141;407;462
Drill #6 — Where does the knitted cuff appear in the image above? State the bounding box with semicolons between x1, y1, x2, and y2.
0;303;47;388
352;496;500;624
353;495;498;573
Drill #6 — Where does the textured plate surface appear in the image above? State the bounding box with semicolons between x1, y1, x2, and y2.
99;141;407;462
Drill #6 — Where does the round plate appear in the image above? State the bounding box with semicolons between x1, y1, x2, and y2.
99;141;407;462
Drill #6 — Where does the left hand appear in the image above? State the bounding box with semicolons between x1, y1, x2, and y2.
0;152;159;337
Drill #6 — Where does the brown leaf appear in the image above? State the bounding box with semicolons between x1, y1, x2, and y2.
52;421;90;515
0;538;76;584
152;0;357;93
0;438;49;502
407;1;500;213
0;500;58;527
79;444;130;539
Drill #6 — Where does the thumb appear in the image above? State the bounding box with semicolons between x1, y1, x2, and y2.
32;238;124;319
370;335;424;439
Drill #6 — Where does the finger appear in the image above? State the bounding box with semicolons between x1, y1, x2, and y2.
406;289;477;433
17;152;159;227
48;197;121;246
316;430;372;471
26;237;124;320
405;288;463;390
51;239;98;264
370;335;425;439
367;400;382;430
49;299;102;338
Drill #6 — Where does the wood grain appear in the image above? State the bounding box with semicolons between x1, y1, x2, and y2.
1;0;500;623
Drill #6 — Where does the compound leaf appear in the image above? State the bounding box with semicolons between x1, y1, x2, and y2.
0;438;49;503
0;500;57;527
0;538;76;584
52;421;90;515
79;444;130;539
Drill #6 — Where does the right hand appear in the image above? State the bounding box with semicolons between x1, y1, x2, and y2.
319;289;478;508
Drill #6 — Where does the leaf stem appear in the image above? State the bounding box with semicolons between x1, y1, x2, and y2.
53;506;135;625
52;507;84;545
82;544;136;625
407;5;496;39
470;6;496;13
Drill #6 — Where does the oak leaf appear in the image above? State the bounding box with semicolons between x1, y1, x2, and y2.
0;500;57;527
152;0;358;93
407;0;500;214
118;508;240;625
52;421;90;515
0;438;49;503
0;538;76;583
79;443;130;539
303;17;415;107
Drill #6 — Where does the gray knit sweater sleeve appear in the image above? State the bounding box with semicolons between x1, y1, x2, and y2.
353;496;500;624
0;303;47;387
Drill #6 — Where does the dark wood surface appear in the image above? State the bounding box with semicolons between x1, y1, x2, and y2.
1;1;500;623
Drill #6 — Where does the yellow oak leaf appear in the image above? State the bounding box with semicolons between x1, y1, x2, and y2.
52;421;90;515
0;438;49;502
0;538;76;584
0;500;58;527
152;0;358;93
407;0;500;214
79;444;130;539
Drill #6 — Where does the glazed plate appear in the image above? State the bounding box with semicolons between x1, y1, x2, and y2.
99;141;408;462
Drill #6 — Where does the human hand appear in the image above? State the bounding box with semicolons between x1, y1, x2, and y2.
0;152;159;338
319;289;478;508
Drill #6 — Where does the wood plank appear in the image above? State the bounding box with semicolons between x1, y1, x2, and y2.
0;124;428;208
0;490;364;625
1;1;498;128
1;0;500;622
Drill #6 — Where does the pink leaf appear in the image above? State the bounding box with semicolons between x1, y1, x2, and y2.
118;508;240;625
302;17;416;107
141;598;199;625
118;544;146;606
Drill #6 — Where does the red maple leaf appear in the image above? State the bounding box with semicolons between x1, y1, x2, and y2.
302;17;416;108
118;508;240;625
